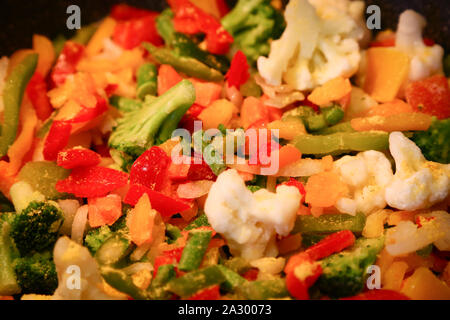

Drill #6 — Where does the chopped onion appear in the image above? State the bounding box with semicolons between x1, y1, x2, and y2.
254;74;305;108
71;205;89;245
250;257;286;275
58;199;81;235
177;180;214;199
122;262;154;275
225;84;243;109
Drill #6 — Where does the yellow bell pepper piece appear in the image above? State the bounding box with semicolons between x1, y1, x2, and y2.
401;267;450;300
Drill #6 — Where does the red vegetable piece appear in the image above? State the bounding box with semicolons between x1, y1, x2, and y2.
286;262;323;300
50;41;85;87
57;147;102;169
225;50;250;89
112;15;162;50
56;166;129;198
242;268;259;281
179;104;206;134
157;64;183;96
130;146;171;191
66;96;108;124
124;184;191;217
88;194;122;228
168;162;191;182
110;4;158;20
187;159;216;181
305;230;356;261
26;71;53;121
405;75;450;119
187;285;221;300
341;289;410;300
281;178;306;202
43;121;72;161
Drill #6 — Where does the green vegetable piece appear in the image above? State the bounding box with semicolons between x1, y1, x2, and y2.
240;76;262;97
247;185;262;193
52;34;67;57
108;79;196;157
301;233;328;248
19;161;70;199
143;43;224;82
292;132;389;155
322;105;345;126
292;212;366;235
136;63;158;100
0;221;20;295
416;244;433;258
156;8;175;44
14;251;57;295
178;229;212;272
165;223;182;244
100;266;148;300
10;201;64;256
217;265;246;292
185;214;210;231
84;225;114;255
411;118;450;164
0;192;14;213
223;256;252;274
315;121;355;135
148;264;176;300
36;117;54;139
167;265;225;298
71;22;98;45
109;96;143;113
237;279;289;300
95;234;132;266
306;114;328;132
0;54;38;157
317;236;385;298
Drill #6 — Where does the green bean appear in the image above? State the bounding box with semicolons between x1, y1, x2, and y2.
292;212;366;235
178;230;212;272
236;279;289;300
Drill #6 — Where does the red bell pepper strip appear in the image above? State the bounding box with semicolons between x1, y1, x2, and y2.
110;4;158;20
285;230;356;274
130;146;171;191
281;178;306;202
112;15;162;50
56;166;129;198
153;247;185;278
65;96;108;124
124;184;191;218
216;0;230;17
405;75;450;119
286;260;323;300
56;147;102;169
168;0;233;55
225;50;250;89
50;41;85;87
187;158;217;181
186;285;221;300
26;71;53;121
43;121;72;161
341;289;410;300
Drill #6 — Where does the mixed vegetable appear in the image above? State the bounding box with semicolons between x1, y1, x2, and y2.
0;0;449;301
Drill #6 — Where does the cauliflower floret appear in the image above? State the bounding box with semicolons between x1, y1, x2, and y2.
51;236;125;300
204;169;301;261
385;132;450;211
395;10;444;81
333;150;394;215
385;211;450;256
257;0;365;91
0;56;9;113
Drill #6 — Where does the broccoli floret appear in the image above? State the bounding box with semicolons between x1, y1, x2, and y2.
13;251;57;295
108;79;196;158
411;118;450;164
84;225;114;255
10;201;64;256
222;0;285;65
316;236;385;299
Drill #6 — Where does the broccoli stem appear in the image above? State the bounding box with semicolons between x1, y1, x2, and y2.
221;0;267;34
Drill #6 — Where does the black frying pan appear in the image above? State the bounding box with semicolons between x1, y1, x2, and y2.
0;0;449;56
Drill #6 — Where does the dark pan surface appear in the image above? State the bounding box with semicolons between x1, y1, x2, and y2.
0;0;448;55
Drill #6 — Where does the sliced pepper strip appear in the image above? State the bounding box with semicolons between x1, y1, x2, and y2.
225;50;249;89
56;147;102;169
25;71;53;121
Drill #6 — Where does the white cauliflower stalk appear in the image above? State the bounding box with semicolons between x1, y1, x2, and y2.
51;236;125;300
257;0;365;91
204;169;301;261
385;211;450;256
385;132;450;211
333;151;393;215
395;10;444;81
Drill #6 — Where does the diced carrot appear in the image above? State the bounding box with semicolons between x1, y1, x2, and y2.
32;34;55;77
365;99;414;117
305;171;348;208
0;161;17;199
189;79;222;107
278;233;303;255
198;99;234;129
364;47;410;102
383;261;408;291
157;64;183;96
85;17;117;56
240;96;269;129
88;194;122;228
308;77;352;107
350;112;432;132
274;145;302;170
127;193;157;246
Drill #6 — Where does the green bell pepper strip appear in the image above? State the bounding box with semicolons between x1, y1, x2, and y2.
322;105;345;126
52;35;67;58
165;223;182;244
315;121;355;135
136;63;157;100
291;131;389;155
236;279;289;300
109;96;143;113
100;266;149;300
156;8;176;44
292;212;366;235
0;54;38;157
178;229;212;272
167;265;225;298
143;43;224;82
